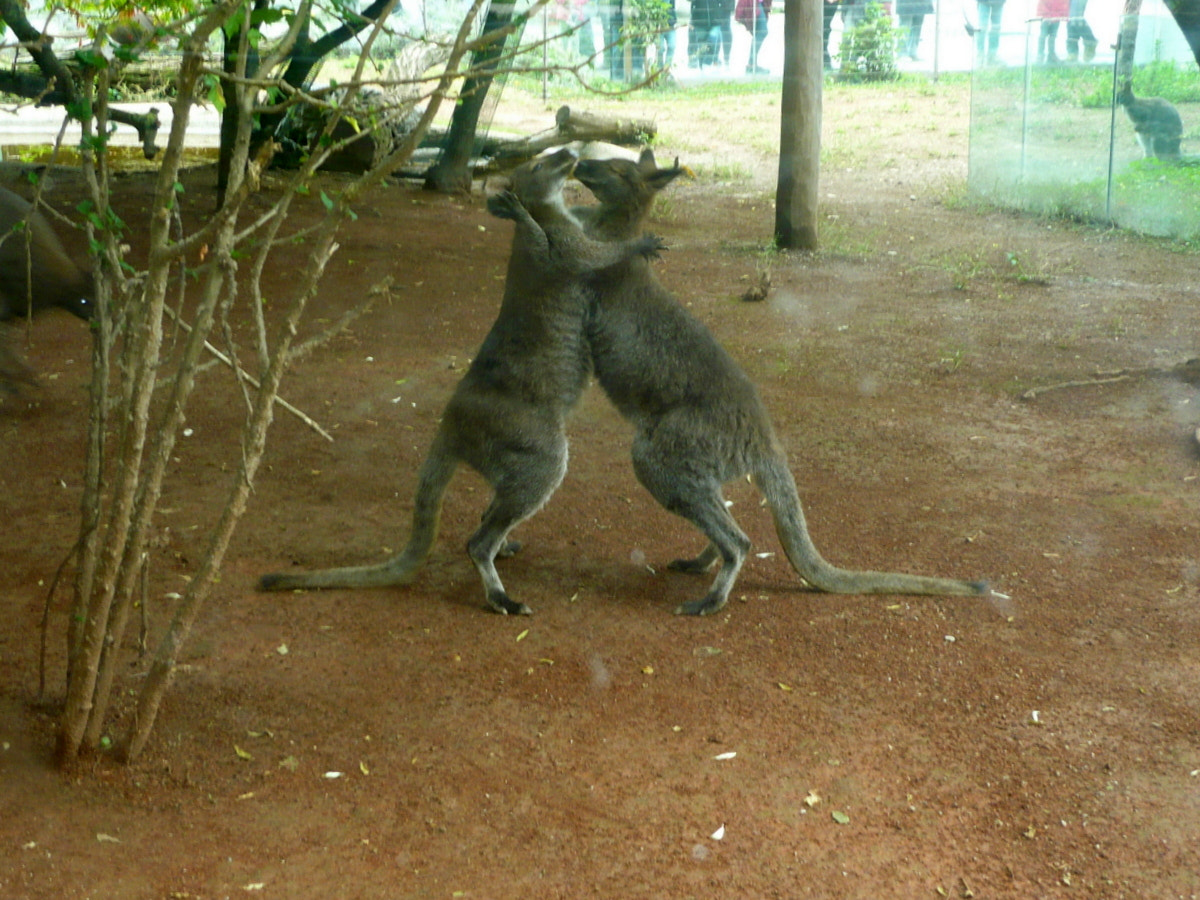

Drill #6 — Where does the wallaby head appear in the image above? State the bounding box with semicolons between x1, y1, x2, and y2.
49;272;94;321
489;147;579;218
574;149;685;236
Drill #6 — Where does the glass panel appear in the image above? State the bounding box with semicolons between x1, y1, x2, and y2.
969;10;1199;241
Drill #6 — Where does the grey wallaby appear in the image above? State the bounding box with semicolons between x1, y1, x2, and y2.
567;149;986;615
0;186;94;389
258;148;664;614
1116;78;1183;161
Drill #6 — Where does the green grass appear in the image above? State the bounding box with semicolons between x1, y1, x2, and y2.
971;59;1200;109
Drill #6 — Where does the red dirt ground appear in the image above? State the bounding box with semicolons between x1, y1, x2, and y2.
2;82;1199;899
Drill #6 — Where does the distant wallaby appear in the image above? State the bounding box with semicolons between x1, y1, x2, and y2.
259;148;664;614
0;186;93;389
1116;79;1183;161
568;149;986;615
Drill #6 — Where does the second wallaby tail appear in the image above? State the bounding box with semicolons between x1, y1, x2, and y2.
754;456;987;598
258;434;458;592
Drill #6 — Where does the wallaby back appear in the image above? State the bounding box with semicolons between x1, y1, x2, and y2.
0;186;93;322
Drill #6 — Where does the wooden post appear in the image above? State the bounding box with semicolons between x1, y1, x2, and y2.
775;0;823;250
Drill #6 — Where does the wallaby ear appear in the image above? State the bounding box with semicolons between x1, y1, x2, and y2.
648;157;685;192
637;147;658;172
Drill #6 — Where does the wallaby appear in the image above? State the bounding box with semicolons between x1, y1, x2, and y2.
565;149;986;615
0;186;93;321
259;148;664;615
1116;79;1183;161
0;186;94;389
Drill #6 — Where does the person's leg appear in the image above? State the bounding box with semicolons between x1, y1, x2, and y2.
986;3;1002;63
823;1;838;67
747;5;768;72
907;15;925;59
974;2;988;61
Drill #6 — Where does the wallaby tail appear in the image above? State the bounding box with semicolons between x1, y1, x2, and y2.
258;435;458;592
754;455;987;598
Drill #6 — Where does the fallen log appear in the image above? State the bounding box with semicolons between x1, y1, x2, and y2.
486;104;656;167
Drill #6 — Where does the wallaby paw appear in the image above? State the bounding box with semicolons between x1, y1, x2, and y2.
638;233;669;260
496;539;523;559
487;590;532;616
485;189;521;221
674;594;727;616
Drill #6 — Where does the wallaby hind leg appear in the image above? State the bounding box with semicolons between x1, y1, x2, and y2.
631;439;751;616
468;442;569;616
669;497;751;616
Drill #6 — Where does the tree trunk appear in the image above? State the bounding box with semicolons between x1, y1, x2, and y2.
775;0;823;251
1116;0;1143;82
1165;0;1200;67
246;0;394;162
423;1;516;193
217;17;256;204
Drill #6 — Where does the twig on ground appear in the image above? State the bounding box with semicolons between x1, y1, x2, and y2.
161;305;335;442
1021;358;1200;400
